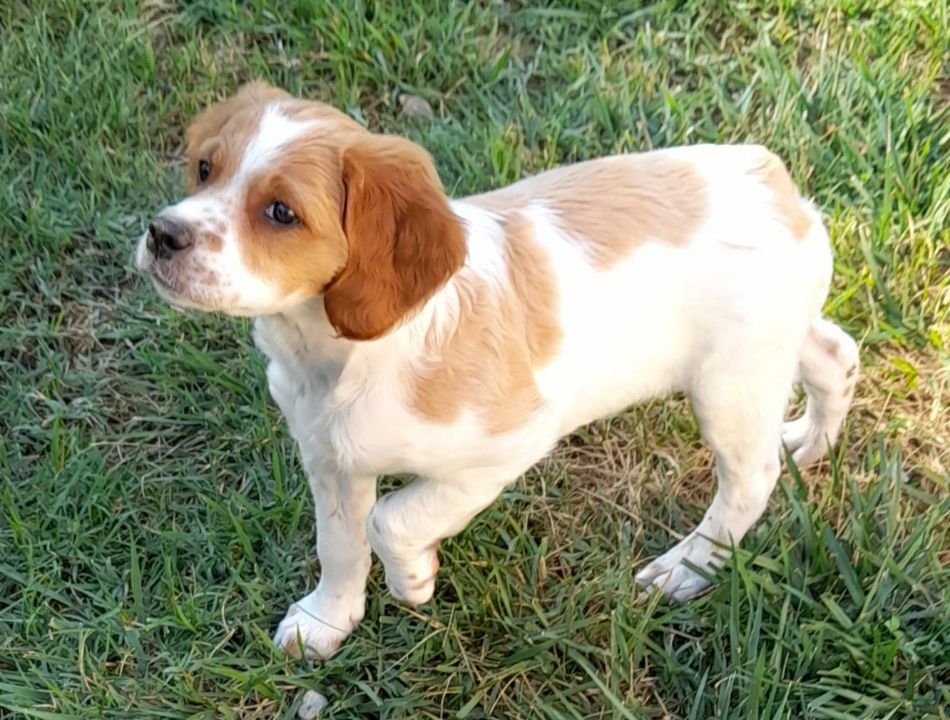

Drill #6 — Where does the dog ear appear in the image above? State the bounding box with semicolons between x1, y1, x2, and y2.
323;134;466;340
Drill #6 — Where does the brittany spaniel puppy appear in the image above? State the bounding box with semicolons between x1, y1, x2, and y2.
136;82;859;659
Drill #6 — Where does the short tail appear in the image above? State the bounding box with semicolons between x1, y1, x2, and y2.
782;318;859;466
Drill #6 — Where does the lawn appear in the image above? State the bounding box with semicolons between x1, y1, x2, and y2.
1;1;948;718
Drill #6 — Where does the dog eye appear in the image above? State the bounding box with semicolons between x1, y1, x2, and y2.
197;160;211;183
266;201;299;225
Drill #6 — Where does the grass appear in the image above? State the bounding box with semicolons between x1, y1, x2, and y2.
1;0;948;717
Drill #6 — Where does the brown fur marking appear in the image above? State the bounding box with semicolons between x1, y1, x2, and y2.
238;145;349;301
184;83;290;192
410;211;561;435
470;153;709;269
199;232;223;253
504;212;562;364
748;149;811;241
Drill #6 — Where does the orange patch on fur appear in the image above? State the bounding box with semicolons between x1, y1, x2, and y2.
470;153;709;269
410;212;561;435
747;149;811;241
199;232;222;253
184;83;290;191
238;144;349;301
184;81;364;192
504;212;562;364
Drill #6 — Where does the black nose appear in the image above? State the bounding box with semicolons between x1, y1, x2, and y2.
147;217;192;259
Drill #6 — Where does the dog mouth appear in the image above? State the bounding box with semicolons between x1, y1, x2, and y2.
136;246;247;316
149;270;185;298
135;231;218;312
148;267;240;315
148;270;208;311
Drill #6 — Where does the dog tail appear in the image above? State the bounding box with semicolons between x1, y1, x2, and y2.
782;317;859;466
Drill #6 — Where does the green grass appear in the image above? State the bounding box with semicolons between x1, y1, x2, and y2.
1;0;948;718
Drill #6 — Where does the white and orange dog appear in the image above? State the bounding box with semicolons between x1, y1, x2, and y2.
136;83;859;658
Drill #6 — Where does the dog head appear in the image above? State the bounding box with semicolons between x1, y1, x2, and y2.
136;82;465;339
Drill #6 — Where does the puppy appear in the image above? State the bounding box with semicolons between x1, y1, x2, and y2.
136;82;859;658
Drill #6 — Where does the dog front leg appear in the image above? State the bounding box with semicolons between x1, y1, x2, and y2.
273;462;376;659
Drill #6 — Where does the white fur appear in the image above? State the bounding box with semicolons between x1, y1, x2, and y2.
135;108;315;315
239;106;314;177
261;147;858;658
141;126;858;658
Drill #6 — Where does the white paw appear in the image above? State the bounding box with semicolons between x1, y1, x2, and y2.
781;417;824;466
272;589;364;659
781;416;809;453
385;546;439;607
635;532;724;601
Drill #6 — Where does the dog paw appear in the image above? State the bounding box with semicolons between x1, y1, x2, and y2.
273;589;364;659
385;546;439;607
635;532;723;602
781;416;809;453
781;417;819;465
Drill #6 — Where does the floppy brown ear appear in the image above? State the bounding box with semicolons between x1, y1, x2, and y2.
324;134;466;340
